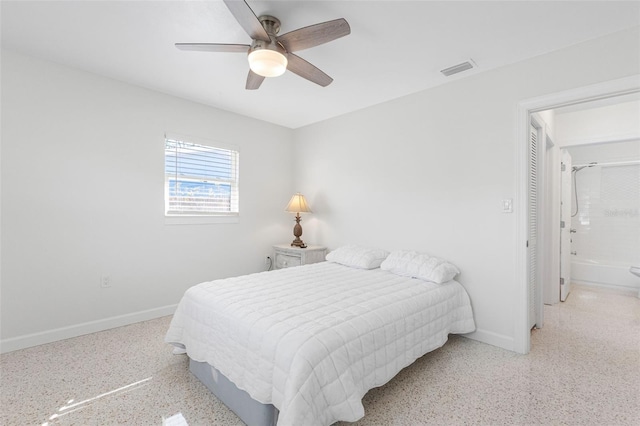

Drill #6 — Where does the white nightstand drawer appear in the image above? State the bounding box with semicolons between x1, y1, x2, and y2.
275;253;302;269
272;244;327;270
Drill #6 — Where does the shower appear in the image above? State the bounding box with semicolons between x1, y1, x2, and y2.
571;162;597;217
565;155;640;293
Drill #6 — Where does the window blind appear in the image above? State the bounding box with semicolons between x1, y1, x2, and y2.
164;137;239;215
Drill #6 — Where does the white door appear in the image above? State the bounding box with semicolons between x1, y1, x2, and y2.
560;149;572;302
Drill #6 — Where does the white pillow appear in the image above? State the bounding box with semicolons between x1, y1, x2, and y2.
380;250;460;283
325;245;389;269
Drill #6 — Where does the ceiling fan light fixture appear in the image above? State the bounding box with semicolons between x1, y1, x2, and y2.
248;49;288;77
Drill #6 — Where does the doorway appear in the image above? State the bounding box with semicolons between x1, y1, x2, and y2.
514;75;640;354
536;97;640;306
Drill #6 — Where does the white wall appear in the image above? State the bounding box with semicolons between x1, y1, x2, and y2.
556;100;640;146
567;139;640;164
0;50;293;351
293;27;640;350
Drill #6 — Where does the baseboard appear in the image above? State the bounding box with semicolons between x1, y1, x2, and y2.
572;280;639;295
2;310;519;355
462;328;515;352
0;304;177;354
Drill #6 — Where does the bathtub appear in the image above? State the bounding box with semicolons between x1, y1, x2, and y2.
571;259;640;292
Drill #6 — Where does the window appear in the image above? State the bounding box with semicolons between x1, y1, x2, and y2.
164;135;239;216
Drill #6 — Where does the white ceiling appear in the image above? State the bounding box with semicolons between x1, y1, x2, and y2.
2;1;639;129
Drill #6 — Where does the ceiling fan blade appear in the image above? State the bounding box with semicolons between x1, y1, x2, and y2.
278;18;350;52
223;0;270;42
175;43;249;53
246;70;265;90
286;53;333;87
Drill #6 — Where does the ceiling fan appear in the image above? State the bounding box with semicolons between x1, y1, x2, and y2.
175;0;351;90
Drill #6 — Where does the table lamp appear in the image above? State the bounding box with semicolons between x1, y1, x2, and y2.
285;193;312;248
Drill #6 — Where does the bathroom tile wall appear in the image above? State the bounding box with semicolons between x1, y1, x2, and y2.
568;140;640;265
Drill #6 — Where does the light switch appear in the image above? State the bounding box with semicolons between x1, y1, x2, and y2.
502;199;513;213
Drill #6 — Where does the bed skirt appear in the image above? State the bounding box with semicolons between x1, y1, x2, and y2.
189;358;279;426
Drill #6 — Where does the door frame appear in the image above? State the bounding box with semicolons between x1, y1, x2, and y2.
514;75;640;354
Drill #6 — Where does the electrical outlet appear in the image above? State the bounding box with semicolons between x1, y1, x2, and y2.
100;274;112;288
264;255;271;266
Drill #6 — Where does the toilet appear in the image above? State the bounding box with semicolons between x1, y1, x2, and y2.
631;266;640;297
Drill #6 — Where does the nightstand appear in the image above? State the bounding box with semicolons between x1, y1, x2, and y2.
273;244;327;270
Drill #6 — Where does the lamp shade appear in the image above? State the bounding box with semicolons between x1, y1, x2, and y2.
248;49;288;77
285;193;312;213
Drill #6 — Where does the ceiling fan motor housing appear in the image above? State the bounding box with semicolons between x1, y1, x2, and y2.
249;38;287;56
258;15;282;36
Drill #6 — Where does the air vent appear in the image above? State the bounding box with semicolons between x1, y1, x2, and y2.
440;60;476;77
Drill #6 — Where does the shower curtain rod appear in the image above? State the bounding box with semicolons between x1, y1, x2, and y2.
573;159;640;168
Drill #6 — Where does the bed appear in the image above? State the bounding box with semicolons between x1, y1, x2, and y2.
165;247;475;426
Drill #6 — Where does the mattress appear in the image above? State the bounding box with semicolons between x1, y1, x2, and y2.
165;261;475;426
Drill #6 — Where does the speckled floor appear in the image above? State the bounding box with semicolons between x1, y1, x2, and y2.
1;284;638;426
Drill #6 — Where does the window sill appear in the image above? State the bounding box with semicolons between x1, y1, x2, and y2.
164;215;239;225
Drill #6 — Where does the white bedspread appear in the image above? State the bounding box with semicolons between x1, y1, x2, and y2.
165;261;475;426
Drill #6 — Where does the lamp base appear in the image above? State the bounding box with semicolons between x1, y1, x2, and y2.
291;238;307;249
291;212;306;248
